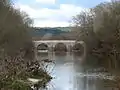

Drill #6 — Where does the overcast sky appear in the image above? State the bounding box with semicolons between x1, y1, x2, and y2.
14;0;111;27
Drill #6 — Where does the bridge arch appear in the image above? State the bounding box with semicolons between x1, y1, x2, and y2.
37;43;48;50
72;43;84;52
76;41;87;61
54;43;67;52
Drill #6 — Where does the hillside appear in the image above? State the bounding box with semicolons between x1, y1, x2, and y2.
29;27;78;40
30;27;71;37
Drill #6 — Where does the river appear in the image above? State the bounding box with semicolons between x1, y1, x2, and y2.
36;52;116;90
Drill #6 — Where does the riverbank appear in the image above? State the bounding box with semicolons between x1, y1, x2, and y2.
0;48;53;90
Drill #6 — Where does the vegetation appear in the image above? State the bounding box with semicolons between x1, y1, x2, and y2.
0;0;52;89
92;1;120;69
71;1;120;89
72;0;120;69
31;27;75;40
31;27;68;36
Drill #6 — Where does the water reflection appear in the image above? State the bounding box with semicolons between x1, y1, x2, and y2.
36;52;115;90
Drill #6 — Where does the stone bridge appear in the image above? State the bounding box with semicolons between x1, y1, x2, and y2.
33;40;85;52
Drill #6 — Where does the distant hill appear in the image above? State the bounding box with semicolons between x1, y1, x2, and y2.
30;27;72;37
56;27;71;32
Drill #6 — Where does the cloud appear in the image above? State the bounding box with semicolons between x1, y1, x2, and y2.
15;3;86;27
105;0;111;2
34;20;70;27
35;0;56;4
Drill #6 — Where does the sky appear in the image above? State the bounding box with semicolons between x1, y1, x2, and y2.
14;0;111;27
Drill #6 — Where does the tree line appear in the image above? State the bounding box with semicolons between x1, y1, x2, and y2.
72;0;120;69
0;0;51;89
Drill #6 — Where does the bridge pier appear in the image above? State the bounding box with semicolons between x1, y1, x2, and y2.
48;44;55;52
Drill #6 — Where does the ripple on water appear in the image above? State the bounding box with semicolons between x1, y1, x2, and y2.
75;72;116;80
